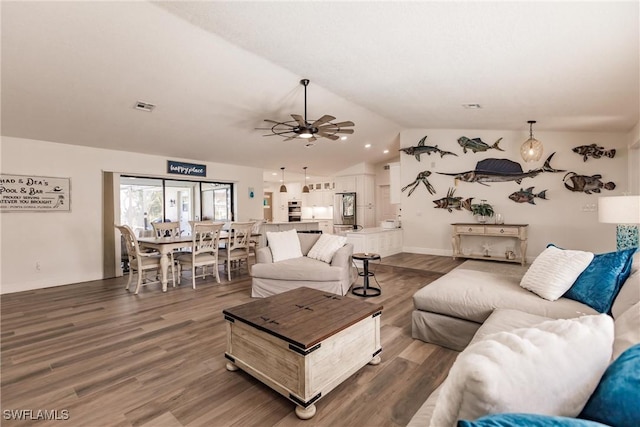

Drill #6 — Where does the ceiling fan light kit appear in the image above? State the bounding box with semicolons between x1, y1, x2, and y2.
520;120;543;162
258;79;355;144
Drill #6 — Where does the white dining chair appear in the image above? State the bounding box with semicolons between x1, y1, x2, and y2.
177;222;223;289
218;221;253;281
151;221;181;284
116;224;164;294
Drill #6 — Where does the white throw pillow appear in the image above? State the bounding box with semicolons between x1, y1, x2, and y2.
613;301;640;361
429;314;614;427
519;246;594;300
307;233;347;264
266;229;303;262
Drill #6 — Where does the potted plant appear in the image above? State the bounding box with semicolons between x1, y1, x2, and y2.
471;199;494;223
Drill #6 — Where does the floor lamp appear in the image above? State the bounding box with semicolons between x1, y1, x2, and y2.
598;195;640;250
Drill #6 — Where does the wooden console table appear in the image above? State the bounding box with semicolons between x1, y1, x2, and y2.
451;223;528;266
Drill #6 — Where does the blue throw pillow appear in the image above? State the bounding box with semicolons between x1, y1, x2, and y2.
558;245;637;313
457;413;609;427
578;343;640;426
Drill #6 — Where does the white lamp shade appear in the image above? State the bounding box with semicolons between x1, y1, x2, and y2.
598;196;640;224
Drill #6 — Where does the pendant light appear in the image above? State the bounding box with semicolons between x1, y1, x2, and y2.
520;120;543;162
279;167;287;193
302;166;310;193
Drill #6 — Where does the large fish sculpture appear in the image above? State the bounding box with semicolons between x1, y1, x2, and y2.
572;144;616;162
457;136;505;154
399;136;458;161
563;172;616;194
508;187;548;204
437;153;566;186
433;188;473;213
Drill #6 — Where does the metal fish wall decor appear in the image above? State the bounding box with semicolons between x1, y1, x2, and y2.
437;153;565;185
457;137;504;154
508;187;548;204
399;136;458;161
572;144;616;162
402;171;436;196
563;172;616;194
433;188;473;213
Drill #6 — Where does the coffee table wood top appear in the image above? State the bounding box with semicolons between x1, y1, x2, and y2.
223;287;383;350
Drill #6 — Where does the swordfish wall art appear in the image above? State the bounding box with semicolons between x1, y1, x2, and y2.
398;133;621;215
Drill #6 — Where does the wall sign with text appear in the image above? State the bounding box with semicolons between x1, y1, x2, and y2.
167;160;207;177
0;174;71;212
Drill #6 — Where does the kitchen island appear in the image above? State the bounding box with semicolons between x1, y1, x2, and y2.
344;227;403;259
259;221;320;247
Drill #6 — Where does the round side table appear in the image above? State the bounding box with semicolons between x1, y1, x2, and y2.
352;252;381;297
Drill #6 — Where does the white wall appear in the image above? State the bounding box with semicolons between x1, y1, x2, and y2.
0;136;264;293
399;129;630;259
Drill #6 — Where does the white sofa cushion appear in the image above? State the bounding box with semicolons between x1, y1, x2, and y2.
520;245;594;301
266;229;303;262
307;234;347;264
413;269;597;324
429;314;614;427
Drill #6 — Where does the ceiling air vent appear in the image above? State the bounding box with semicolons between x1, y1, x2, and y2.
383;165;390;170
134;101;155;112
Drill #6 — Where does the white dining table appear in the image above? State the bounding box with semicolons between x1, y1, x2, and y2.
137;232;260;292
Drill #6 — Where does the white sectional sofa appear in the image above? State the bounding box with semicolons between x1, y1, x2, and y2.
408;255;640;426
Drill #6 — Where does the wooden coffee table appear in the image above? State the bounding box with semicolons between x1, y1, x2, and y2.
223;287;383;419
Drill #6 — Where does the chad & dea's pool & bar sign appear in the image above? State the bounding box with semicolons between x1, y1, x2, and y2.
0;174;71;212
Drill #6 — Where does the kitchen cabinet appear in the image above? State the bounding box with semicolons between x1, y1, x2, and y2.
287;182;302;201
345;228;403;259
334;176;356;193
357;205;376;228
356;175;375;206
304;190;333;207
318;220;332;234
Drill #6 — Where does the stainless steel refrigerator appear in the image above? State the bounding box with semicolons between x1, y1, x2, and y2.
333;192;357;226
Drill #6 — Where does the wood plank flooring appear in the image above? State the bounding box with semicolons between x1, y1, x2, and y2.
1;254;462;427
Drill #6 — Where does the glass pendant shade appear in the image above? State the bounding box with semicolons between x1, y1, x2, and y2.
302;166;310;193
279;167;287;193
521;120;543;162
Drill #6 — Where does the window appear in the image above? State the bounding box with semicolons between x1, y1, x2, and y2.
119;176;234;236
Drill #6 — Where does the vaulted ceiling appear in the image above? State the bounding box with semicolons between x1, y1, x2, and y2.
2;1;638;180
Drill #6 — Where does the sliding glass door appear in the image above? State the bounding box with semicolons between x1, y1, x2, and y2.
119;176;234;236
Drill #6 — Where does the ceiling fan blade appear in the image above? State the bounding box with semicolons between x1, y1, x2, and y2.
333;128;354;134
308;136;317;142
317;132;340;141
283;136;298;141
311;115;336;127
291;114;306;127
263;119;284;124
324;121;355;128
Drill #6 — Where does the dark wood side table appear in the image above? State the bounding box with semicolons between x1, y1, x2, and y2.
352;252;381;297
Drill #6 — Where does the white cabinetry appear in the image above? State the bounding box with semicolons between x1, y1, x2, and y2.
356;175;375;206
287;182;302;201
334;176;356;193
318;220;332;234
345;228;403;259
357;205;376;229
304;190;334;207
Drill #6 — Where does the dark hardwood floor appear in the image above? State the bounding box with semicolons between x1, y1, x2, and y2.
1;254;462;427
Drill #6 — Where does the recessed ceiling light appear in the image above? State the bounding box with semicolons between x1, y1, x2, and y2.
365;144;372;148
383;149;389;154
340;136;348;141
272;172;277;176
462;103;482;109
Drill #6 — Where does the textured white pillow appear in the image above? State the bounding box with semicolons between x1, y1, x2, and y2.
429;314;614;427
266;229;303;262
613;301;640;361
307;234;347;264
520;246;594;300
